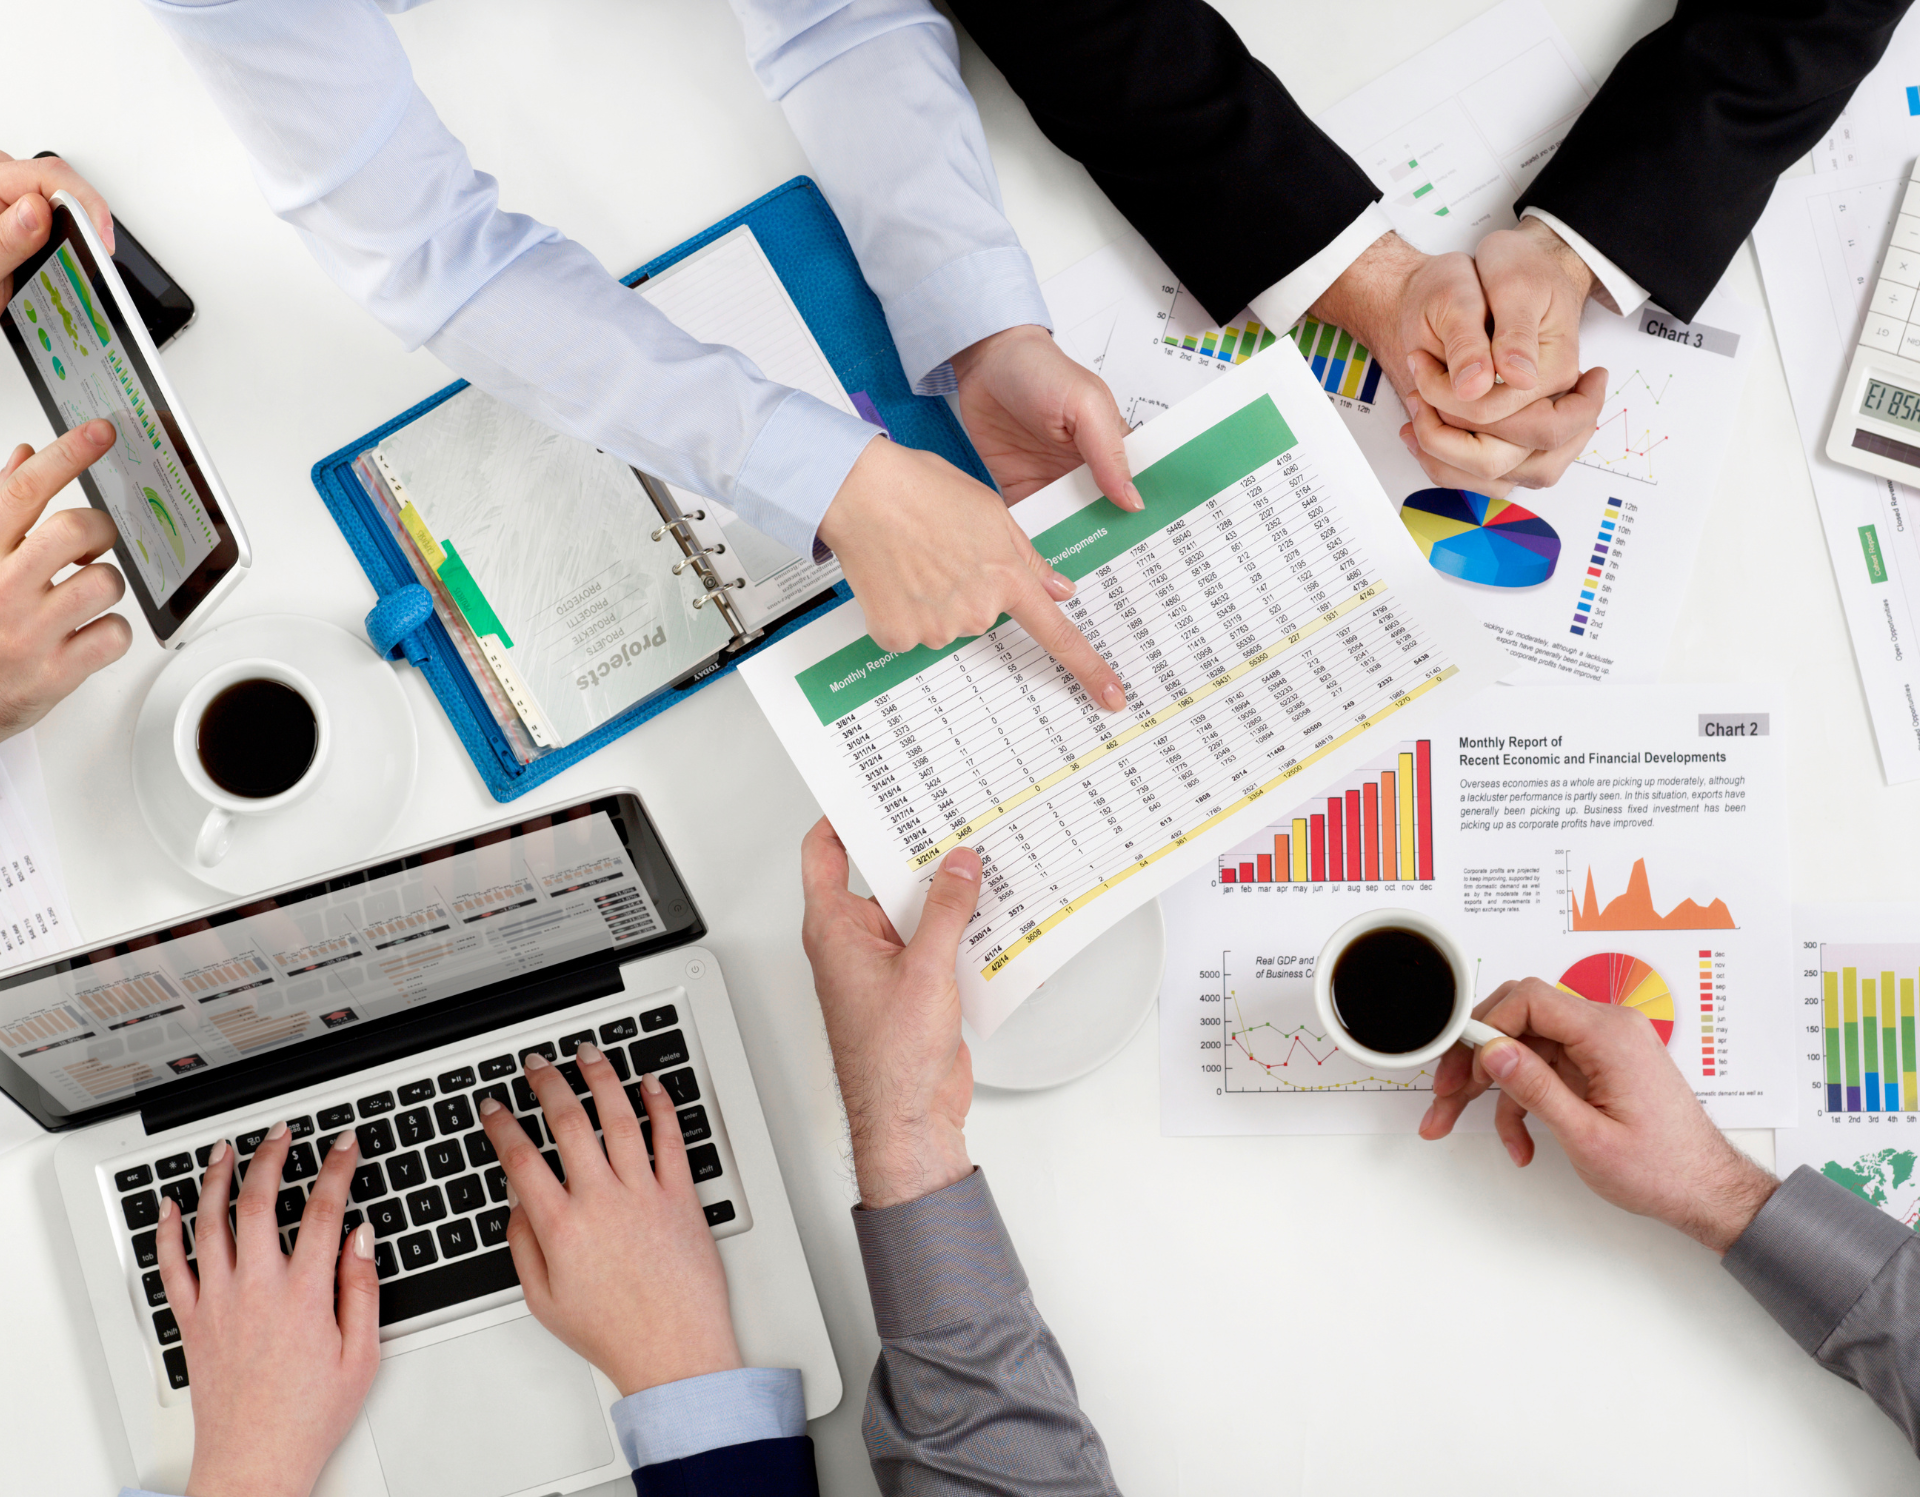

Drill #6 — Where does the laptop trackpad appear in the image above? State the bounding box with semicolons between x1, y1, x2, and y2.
364;1316;613;1497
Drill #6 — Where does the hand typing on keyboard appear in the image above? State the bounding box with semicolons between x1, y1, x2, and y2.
476;1045;741;1396
154;1122;379;1497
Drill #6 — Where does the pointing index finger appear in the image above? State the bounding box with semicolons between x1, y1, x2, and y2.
0;421;116;554
1003;561;1126;712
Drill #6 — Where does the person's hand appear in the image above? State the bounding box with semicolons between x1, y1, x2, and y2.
0;421;132;737
477;1046;740;1395
817;436;1128;709
799;817;975;1210
949;323;1140;507
0;152;113;304
1419;978;1779;1254
157;1124;381;1497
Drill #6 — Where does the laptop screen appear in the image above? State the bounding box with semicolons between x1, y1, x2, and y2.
0;793;700;1130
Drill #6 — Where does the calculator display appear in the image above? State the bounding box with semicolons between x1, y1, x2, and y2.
1861;377;1920;431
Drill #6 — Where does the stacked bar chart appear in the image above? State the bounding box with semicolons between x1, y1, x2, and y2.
1823;960;1920;1113
1162;318;1277;365
1287;318;1386;404
1218;740;1435;885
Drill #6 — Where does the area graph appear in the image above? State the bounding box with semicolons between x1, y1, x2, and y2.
1568;857;1736;931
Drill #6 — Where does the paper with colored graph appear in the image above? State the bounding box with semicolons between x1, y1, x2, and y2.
1777;906;1920;1231
742;346;1504;1037
1158;685;1796;1134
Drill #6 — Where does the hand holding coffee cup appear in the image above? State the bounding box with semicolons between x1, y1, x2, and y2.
1313;909;1503;1070
173;659;329;867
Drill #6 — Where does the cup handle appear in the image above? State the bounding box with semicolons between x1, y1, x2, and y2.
194;806;234;868
1457;1017;1508;1050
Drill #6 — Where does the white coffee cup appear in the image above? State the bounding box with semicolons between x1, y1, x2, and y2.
1313;907;1504;1070
173;658;330;868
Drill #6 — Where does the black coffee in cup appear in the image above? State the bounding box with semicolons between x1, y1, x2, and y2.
196;678;318;799
1330;926;1456;1054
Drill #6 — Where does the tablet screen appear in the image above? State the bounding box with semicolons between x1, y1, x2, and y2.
6;236;219;607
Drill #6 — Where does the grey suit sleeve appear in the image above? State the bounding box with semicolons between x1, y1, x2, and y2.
1723;1165;1920;1451
851;1169;1121;1495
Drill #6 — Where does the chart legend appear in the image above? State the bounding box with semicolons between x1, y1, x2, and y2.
1571;501;1624;635
1217;739;1435;886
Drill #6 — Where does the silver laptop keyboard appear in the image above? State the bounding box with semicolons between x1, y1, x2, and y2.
105;991;750;1393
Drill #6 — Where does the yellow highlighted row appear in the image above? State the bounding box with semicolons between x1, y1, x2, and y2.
909;584;1388;871
979;665;1458;980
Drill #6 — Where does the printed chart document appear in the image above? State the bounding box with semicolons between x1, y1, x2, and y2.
743;348;1503;1036
1041;0;1757;689
1158;686;1795;1134
1753;165;1920;783
0;730;74;974
1811;23;1920;174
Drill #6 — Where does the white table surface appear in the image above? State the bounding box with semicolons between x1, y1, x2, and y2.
4;1;1918;1492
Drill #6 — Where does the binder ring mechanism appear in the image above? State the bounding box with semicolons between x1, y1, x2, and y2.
634;471;761;647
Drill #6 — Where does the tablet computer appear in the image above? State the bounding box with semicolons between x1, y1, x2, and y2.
2;190;249;644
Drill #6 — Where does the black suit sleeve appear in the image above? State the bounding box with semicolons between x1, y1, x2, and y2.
947;0;1380;325
1525;0;1915;321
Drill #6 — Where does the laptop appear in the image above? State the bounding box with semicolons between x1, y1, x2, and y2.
7;789;839;1497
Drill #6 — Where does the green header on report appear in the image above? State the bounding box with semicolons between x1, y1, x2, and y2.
796;395;1297;724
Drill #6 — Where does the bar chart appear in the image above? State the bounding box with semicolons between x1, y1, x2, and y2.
1822;953;1920;1114
1287;317;1386;404
1148;284;1384;407
1217;739;1436;886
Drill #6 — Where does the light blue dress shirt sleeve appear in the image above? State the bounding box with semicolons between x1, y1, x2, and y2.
610;1365;806;1467
138;0;892;555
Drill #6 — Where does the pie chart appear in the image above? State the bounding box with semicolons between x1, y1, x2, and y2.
1399;488;1561;588
1557;953;1674;1046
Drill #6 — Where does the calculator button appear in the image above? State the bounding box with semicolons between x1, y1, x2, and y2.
1895;216;1920;254
1862;315;1905;353
1899;325;1920;361
1887;249;1920;288
1874;278;1917;320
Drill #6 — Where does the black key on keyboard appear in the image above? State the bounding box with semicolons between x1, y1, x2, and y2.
518;1114;543;1147
367;1198;407;1238
511;1077;539;1113
606;1048;630;1081
485;1166;508;1203
703;1201;736;1227
476;1206;510;1248
373;1241;399;1279
378;1245;518;1326
285;1226;299;1254
436;1065;475;1092
122;1191;159;1231
660;1068;700;1106
153;1308;180;1345
285;1116;315;1139
472;1082;510;1114
238;1127;269;1156
351;1163;388;1203
355;1118;397;1157
281;1143;318;1183
436;1219;478;1258
630;1030;690;1074
163;1347;190;1390
142;1270;168;1307
358;1092;396;1118
423;1141;463;1180
386;1151;425;1190
317;1132;343;1160
344;1209;364;1234
275;1188;306;1229
155;1152;193;1180
445;1173;485;1214
318;1104;355;1130
114;1164;152;1192
235;1157;250;1182
397;1079;437;1105
396;1230;439;1271
558;1029;595;1057
519;1042;557;1066
640;1005;677;1032
623;1081;645;1114
434;1096;474;1135
540;1150;564;1182
132;1231;158;1269
396;1108;434;1147
196;1143;220;1168
479;1054;516;1080
160;1179;199;1215
685;1144;723;1183
676;1105;712;1144
464;1130;497;1168
598;1016;638;1045
580;1096;600;1133
405;1186;448;1226
556;1061;588;1094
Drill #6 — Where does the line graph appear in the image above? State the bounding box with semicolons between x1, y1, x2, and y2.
1211;949;1437;1093
1575;371;1674;485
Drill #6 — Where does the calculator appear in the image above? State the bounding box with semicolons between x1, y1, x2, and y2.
1828;164;1920;479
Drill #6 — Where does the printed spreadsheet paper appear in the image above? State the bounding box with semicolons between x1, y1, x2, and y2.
741;349;1504;1036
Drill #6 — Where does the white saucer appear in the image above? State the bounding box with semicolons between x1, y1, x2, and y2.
964;898;1166;1091
133;615;419;896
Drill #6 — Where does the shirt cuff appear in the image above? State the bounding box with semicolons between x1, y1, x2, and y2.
1519;206;1648;318
884;246;1053;397
609;1366;806;1470
1722;1165;1914;1354
1246;202;1395;339
850;1168;1026;1337
732;388;883;557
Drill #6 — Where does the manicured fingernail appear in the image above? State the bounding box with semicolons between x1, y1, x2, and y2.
209;1139;228;1163
267;1120;288;1140
353;1222;373;1260
1506;354;1536;377
336;1131;358;1156
1045;570;1076;600
159;1196;176;1221
524;1052;549;1071
577;1041;601;1064
16;198;42;233
506;1181;520;1210
1406;354;1420;373
1482;1039;1520;1079
479;1097;503;1116
1101;682;1125;710
943;853;976;882
642;1072;664;1097
1418;1102;1437;1134
1455;362;1484;385
1124;482;1144;511
1504;1138;1526;1167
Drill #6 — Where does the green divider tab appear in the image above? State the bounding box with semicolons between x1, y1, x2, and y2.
437;540;515;648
